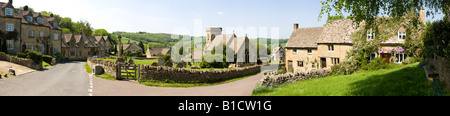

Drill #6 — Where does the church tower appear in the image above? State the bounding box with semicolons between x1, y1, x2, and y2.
206;27;222;44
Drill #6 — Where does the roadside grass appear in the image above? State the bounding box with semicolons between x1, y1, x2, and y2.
42;61;51;68
139;72;260;88
85;62;115;80
253;63;449;96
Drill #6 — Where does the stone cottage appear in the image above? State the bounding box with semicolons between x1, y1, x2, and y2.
118;42;143;53
146;47;171;58
0;0;62;55
286;8;426;72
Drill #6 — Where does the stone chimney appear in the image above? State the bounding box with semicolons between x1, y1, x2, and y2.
8;0;12;4
420;7;426;24
293;23;299;31
24;5;28;11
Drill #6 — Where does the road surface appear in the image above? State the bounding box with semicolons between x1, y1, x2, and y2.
0;62;264;96
0;62;89;96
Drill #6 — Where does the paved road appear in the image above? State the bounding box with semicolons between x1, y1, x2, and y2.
0;61;264;96
0;62;90;96
93;73;264;96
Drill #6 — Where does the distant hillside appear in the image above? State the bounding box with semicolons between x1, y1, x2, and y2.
112;31;288;49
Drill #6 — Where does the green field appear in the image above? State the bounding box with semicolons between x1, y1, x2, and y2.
253;63;449;96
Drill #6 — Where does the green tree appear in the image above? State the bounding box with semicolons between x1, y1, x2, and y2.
59;17;74;32
73;20;93;36
319;0;450;29
62;28;71;33
138;41;145;54
325;15;345;25
94;29;109;36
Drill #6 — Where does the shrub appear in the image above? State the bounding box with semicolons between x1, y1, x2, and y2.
17;53;27;58
361;58;389;71
199;54;229;68
25;50;43;64
53;52;65;63
42;55;54;64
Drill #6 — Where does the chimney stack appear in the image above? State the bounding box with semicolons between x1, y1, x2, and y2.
8;0;12;4
24;5;28;11
293;23;299;31
420;7;426;24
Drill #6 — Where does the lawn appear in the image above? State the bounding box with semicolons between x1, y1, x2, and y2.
253;63;449;96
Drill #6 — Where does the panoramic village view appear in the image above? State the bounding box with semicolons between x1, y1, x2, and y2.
0;0;449;96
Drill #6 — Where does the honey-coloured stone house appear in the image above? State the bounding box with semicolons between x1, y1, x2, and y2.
286;8;426;72
1;0;62;55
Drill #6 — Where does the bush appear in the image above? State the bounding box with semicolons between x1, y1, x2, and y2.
53;52;65;63
25;50;43;64
42;55;53;64
17;53;27;58
361;58;389;71
199;54;229;68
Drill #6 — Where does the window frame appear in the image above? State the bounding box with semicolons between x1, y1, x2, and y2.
27;16;33;24
28;30;35;37
5;8;13;16
6;24;14;32
367;31;375;40
328;45;335;52
398;31;406;41
39;31;44;38
297;61;304;67
395;53;407;63
37;18;43;25
307;49;312;55
6;40;14;50
293;49;297;54
54;34;59;40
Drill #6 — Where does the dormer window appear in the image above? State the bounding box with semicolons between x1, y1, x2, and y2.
27;16;33;24
367;31;375;40
37;18;43;25
53;22;58;29
398;31;406;41
5;8;13;16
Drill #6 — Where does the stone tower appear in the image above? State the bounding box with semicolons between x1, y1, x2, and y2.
206;27;222;44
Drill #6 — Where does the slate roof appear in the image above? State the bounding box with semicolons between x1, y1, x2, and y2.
317;19;355;44
286;27;324;48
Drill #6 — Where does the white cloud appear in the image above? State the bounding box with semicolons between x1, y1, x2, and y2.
217;11;224;15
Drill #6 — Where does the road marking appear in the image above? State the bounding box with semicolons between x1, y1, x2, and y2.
88;75;93;96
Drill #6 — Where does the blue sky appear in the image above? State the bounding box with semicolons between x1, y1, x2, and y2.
10;0;445;39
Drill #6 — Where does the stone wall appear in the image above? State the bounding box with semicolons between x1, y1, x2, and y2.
0;52;42;70
140;65;262;83
260;68;332;87
87;58;118;76
426;55;450;90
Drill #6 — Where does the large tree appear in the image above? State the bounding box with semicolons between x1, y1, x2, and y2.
319;0;450;28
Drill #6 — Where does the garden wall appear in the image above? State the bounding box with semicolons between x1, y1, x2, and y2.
0;52;42;70
139;65;262;83
427;55;450;90
87;58;118;76
260;68;332;86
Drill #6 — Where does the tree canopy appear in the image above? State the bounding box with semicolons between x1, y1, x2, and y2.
319;0;450;28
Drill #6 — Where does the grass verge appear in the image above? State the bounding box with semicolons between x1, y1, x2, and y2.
85;62;115;80
253;63;449;96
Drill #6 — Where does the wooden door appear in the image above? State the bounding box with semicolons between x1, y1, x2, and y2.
288;60;293;72
380;54;390;63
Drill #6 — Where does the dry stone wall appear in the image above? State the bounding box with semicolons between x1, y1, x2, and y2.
427;55;450;90
261;68;332;87
87;58;118;76
0;52;42;70
140;65;261;83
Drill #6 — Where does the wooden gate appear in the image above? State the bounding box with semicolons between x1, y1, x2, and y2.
117;63;140;80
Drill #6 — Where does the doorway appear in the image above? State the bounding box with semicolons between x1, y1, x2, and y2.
288;60;293;72
321;58;327;68
380;53;390;63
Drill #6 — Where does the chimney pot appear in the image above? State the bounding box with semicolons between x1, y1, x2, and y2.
294;23;299;31
24;5;28;11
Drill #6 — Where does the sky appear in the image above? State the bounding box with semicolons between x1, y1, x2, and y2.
8;0;445;39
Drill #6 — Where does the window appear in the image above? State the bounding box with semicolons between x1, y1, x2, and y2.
5;8;13;16
39;32;44;38
398;31;406;41
6;40;14;50
328;45;334;51
28;30;35;37
106;42;109;46
54;34;59;40
331;58;340;65
6;24;14;32
307;49;312;54
297;61;304;67
367;31;375;40
37;18;43;25
53;22;58;29
27;16;33;24
293;49;297;54
395;53;407;63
